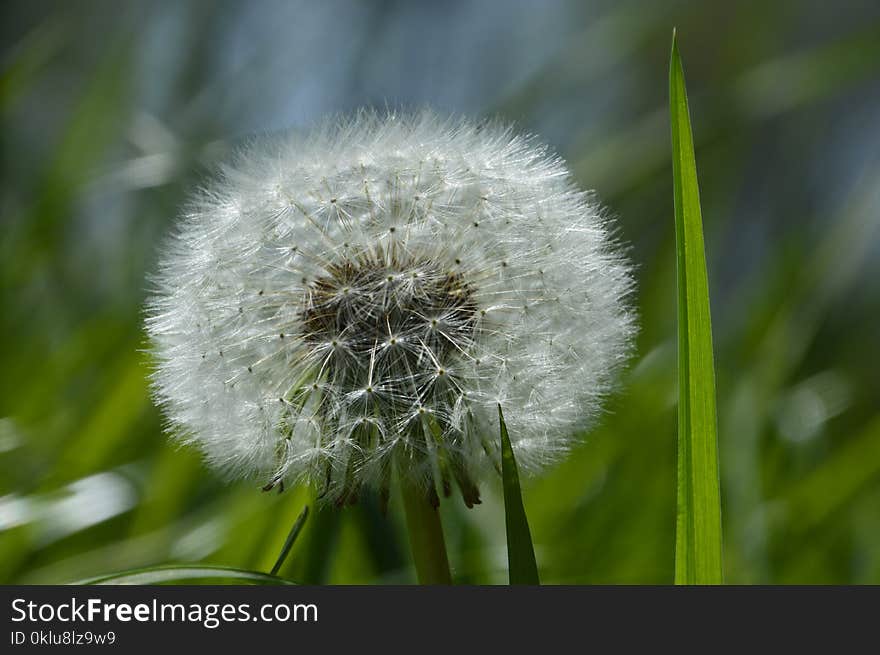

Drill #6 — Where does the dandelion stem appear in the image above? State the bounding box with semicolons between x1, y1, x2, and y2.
398;468;452;585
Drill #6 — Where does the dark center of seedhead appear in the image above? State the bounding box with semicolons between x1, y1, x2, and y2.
301;247;479;384
290;246;485;508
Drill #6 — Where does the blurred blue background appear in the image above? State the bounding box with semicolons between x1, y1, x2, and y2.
2;0;880;583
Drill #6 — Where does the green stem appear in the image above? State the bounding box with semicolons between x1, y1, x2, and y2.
398;470;452;585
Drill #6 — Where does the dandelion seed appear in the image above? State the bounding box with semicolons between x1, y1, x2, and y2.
146;110;635;505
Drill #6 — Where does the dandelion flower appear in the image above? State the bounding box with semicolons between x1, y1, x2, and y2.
146;111;635;507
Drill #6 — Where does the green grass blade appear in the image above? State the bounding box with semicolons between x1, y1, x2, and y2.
269;505;309;576
669;30;724;585
498;405;539;585
74;565;296;586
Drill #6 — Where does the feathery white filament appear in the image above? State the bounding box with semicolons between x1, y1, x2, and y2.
146;111;635;506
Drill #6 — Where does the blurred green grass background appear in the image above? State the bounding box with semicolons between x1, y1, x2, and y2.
2;0;879;584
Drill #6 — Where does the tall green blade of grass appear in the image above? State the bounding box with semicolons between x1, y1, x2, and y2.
270;505;310;576
669;31;724;585
499;406;539;584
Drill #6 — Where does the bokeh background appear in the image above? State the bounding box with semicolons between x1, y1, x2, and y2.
3;0;880;584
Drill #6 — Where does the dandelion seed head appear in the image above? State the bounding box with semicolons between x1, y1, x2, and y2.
146;110;636;505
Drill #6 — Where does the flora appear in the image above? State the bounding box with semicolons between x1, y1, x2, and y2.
147;111;634;507
146;110;635;581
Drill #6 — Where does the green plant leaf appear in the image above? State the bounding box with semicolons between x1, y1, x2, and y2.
499;405;539;585
270;505;309;576
74;565;295;586
669;30;724;585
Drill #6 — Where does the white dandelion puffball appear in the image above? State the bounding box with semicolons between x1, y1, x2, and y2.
147;111;635;507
